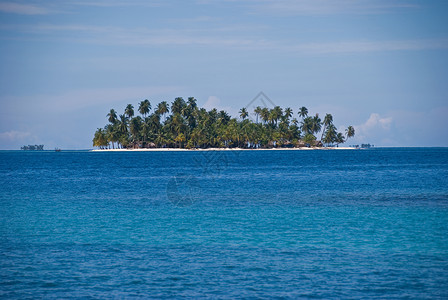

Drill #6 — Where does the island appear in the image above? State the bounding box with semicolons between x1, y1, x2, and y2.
21;145;44;151
93;97;355;150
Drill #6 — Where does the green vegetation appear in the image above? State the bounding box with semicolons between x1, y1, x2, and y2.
93;97;354;149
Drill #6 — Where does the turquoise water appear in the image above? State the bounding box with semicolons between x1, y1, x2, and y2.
1;148;448;298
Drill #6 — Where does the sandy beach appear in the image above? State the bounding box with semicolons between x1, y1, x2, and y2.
92;147;356;152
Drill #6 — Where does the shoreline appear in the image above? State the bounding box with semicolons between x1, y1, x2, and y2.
91;147;357;152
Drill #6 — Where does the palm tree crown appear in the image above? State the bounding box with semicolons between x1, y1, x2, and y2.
107;109;117;124
284;107;293;121
171;97;186;115
138;99;151;117
311;114;322;135
125;104;134;119
346;126;355;139
239;108;248;120
156;101;169;116
187;97;197;110
254;106;262;124
298;106;308;120
321;113;333;141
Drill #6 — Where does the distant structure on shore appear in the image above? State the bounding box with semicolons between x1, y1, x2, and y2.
21;145;44;151
349;144;374;149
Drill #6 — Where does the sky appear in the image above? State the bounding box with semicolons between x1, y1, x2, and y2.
0;0;447;149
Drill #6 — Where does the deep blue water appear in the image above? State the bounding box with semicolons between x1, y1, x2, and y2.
1;148;448;298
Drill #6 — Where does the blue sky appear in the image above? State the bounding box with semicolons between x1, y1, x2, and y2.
1;0;447;149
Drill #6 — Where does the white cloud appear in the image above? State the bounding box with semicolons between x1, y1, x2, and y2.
352;113;393;143
0;130;31;141
68;0;162;8
4;23;447;54
387;107;448;146
0;1;162;16
246;0;418;15
289;39;448;54
363;113;392;130
202;96;238;116
203;96;221;111
0;0;418;18
345;107;448;147
0;2;49;15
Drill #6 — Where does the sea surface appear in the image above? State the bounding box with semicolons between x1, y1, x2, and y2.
1;148;448;298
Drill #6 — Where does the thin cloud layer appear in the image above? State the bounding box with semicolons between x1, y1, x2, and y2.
3;22;447;54
0;2;49;15
0;130;31;141
247;0;419;15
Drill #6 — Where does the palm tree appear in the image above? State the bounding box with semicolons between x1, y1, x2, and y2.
284;107;293;121
321;113;333;141
260;107;269;124
311;114;322;136
149;113;161;133
174;133;186;148
254;106;262;124
119;134;129;148
301;116;314;136
105;124;117;149
323;123;337;146
130;117;143;146
298;106;308;120
156;101;169;123
141;117;151;146
303;133;316;146
239;107;248;120
335;132;345;147
156;101;169;115
272;106;283;126
125;104;134;119
154;133;167;148
138;99;151;117
267;109;275;127
218;110;231;126
288;122;301;141
171;97;186;115
118;114;128;135
187;97;197;110
345;126;355;140
171;113;186;135
93;128;108;149
107;109;117;124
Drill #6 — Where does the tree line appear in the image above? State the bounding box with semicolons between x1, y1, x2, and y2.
21;145;44;151
93;97;355;149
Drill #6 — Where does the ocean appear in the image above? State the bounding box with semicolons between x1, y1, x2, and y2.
1;148;447;298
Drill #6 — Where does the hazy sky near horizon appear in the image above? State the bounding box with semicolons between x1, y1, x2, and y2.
1;0;447;149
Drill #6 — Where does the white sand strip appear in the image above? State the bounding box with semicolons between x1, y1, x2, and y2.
91;147;357;152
